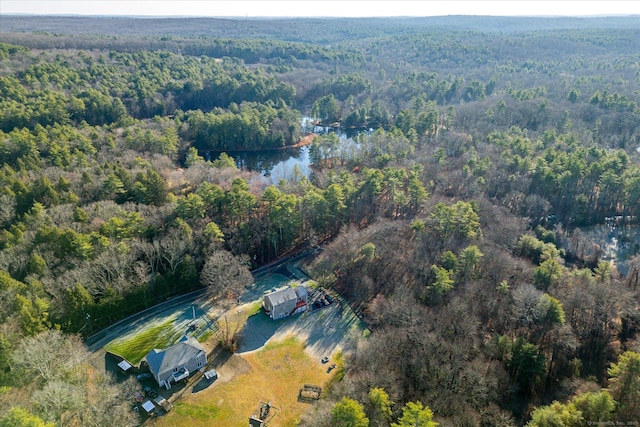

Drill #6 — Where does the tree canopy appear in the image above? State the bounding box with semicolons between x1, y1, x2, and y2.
0;14;639;427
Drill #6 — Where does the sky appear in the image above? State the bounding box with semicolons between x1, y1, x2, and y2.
2;1;639;18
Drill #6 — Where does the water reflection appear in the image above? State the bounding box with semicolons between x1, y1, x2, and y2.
301;116;373;140
206;118;371;183
240;146;310;181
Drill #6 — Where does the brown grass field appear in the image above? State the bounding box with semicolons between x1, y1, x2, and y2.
151;335;338;427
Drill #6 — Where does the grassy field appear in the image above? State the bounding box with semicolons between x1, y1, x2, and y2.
152;336;336;427
103;303;214;365
104;318;181;365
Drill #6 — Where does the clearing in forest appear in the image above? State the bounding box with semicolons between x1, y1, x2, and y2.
151;336;341;427
103;304;213;365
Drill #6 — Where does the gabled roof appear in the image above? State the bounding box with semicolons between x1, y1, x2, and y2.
146;336;205;377
294;286;307;299
264;287;298;306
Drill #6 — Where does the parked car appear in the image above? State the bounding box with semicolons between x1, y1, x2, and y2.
144;386;158;398
327;363;337;373
321;357;329;364
204;369;218;381
136;373;152;381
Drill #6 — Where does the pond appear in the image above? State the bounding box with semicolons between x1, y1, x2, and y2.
206;145;311;183
206;117;371;184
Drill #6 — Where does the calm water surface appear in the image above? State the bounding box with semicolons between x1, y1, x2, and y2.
212;117;369;183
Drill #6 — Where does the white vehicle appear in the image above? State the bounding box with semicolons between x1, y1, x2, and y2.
204;369;218;380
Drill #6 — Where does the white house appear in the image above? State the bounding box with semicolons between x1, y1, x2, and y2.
145;336;206;389
262;286;308;320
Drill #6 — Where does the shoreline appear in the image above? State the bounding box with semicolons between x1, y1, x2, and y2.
206;133;316;154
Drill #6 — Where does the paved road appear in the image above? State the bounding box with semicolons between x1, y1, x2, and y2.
85;249;315;353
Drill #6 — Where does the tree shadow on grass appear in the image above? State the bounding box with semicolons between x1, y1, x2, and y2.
192;375;217;393
296;303;366;360
208;345;234;368
236;310;298;353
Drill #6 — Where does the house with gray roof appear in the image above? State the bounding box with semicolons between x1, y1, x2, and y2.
145;336;206;389
262;285;308;320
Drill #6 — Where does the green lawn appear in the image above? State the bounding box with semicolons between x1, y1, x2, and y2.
104;317;183;365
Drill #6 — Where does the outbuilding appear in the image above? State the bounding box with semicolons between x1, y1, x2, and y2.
117;359;133;373
141;400;156;416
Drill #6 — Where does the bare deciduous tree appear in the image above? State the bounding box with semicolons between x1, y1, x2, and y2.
13;330;85;382
200;250;252;301
160;229;193;277
15;330;137;426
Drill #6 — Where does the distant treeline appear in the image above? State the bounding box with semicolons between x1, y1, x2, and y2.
2;15;639;41
1;17;640;426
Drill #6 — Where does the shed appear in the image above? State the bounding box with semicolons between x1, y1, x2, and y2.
141;400;155;415
117;359;132;373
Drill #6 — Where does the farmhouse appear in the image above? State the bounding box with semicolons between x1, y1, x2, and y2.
262;285;308;320
144;336;206;389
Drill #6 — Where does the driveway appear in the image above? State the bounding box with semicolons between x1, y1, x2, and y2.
236;254;367;361
237;295;366;361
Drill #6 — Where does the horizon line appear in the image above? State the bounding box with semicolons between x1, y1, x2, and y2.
2;13;639;19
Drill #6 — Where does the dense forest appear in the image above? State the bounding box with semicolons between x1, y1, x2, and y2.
0;14;639;427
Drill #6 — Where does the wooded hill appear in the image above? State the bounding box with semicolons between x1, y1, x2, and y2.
0;15;639;427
